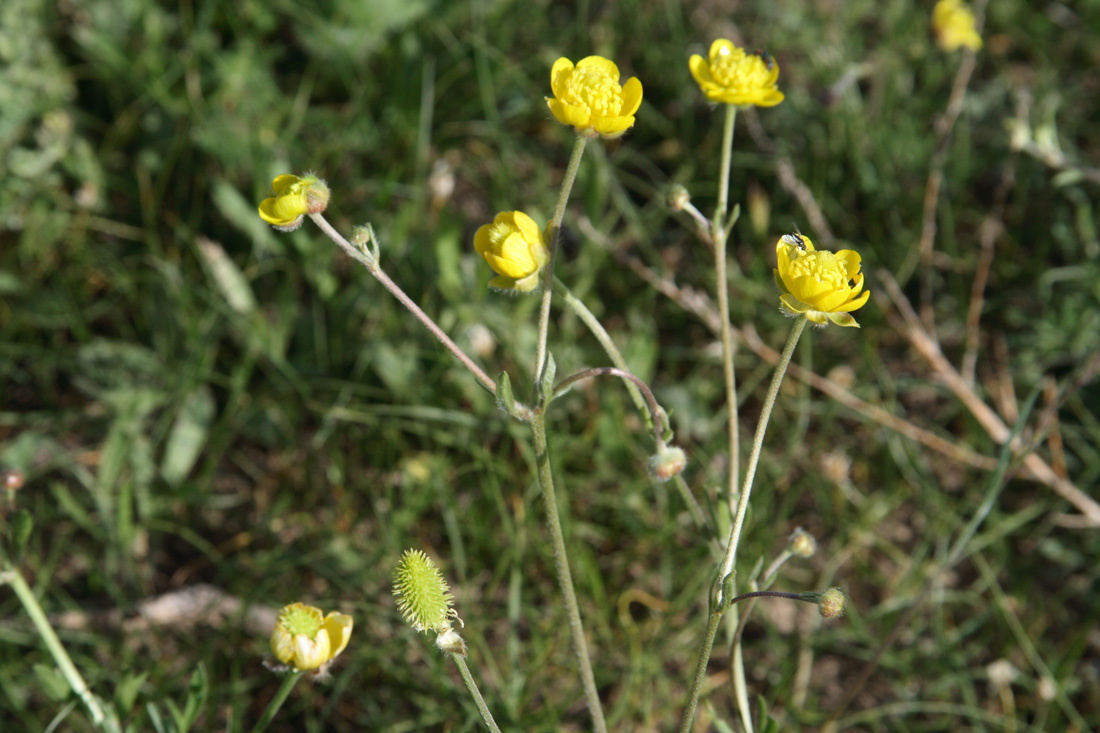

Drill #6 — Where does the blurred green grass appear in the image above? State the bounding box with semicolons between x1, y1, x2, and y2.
2;0;1099;730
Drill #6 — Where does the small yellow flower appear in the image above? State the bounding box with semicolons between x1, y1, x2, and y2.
689;40;784;107
270;602;353;671
774;233;870;328
258;174;330;231
932;0;982;52
473;211;550;294
546;56;643;139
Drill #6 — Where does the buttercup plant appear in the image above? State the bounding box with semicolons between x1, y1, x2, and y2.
249;44;857;733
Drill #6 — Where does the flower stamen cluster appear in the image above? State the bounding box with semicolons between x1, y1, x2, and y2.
689;40;784;107
269;602;353;672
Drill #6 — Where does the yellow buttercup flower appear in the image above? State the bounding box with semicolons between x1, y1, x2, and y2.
774;233;870;328
689;40;784;107
473;211;550;294
270;602;353;671
546;56;643;139
932;0;982;52
258;174;330;231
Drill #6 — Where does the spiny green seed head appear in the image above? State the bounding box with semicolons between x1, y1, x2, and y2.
819;587;847;619
393;549;454;633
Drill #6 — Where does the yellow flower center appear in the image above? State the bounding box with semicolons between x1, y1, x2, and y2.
710;46;769;91
787;251;849;292
563;66;623;118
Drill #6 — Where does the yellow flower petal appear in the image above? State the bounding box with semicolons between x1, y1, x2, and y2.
773;233;871;327
475;211;549;294
546;54;641;139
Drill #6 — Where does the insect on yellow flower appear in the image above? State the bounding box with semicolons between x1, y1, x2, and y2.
546;56;643;139
258;174;330;231
269;602;353;672
931;0;983;52
773;233;870;328
473;211;550;294
689;39;784;107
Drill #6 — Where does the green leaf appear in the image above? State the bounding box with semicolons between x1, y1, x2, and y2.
114;671;149;717
11;509;33;553
494;370;516;416
161;387;216;486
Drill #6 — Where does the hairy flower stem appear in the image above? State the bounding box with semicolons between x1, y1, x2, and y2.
251;670;304;733
680;315;807;733
1;565;116;732
713;104;741;519
310;213;501;399
452;654;503;733
534;135;589;388
529;410;607;733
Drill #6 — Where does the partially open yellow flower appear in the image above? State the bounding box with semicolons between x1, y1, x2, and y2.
473;211;550;294
689;40;784;107
258;174;329;231
546;56;643;139
774;234;870;328
270;602;353;671
932;0;982;52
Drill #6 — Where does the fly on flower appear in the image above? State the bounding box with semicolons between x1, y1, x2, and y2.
754;50;775;71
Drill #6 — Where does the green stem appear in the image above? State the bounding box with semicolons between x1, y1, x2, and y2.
679;610;723;733
251;670;305;733
679;588;818;733
679;316;807;733
1;565;115;731
452;654;503;733
553;278;709;529
553;277;651;430
713;104;741;519
309;214;505;401
529;410;607;733
534;135;589;387
719;315;807;589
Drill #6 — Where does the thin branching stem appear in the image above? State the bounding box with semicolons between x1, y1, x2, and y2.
713;104;741;518
529;410;608;733
534;135;589;386
680;315;807;733
309;213;502;399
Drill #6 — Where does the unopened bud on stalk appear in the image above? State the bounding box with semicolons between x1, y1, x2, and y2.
818;587;846;619
788;527;816;558
667;184;691;212
648;445;687;482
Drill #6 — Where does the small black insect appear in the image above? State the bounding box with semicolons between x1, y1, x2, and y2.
783;232;808;251
754;49;775;71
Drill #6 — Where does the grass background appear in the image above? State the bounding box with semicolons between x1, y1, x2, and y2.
2;0;1099;730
